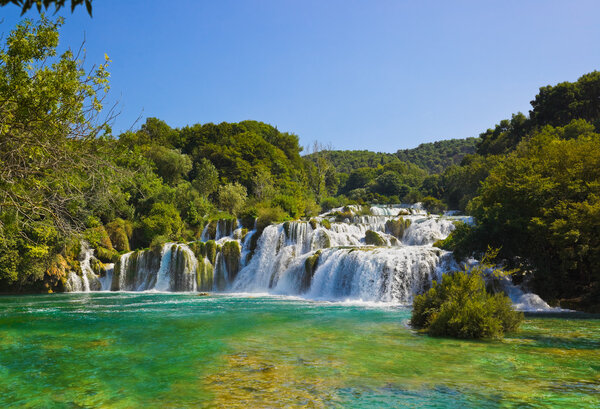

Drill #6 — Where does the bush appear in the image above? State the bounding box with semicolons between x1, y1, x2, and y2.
139;202;183;246
255;206;287;233
239;206;258;229
411;256;523;339
432;222;476;261
320;196;342;212
84;226;113;251
218;182;247;216
421;196;447;214
95;246;120;263
272;194;303;219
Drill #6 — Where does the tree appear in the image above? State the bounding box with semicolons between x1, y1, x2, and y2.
0;16;113;287
0;0;93;16
146;146;192;185
304;141;334;202
465;121;600;303
411;251;523;339
343;167;377;193
530;71;600;129
218;182;247;216
373;171;407;197
138;202;183;245
251;165;275;201
192;158;219;198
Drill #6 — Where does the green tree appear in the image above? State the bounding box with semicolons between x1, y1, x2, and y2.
251;165;275;201
192;158;219;198
138;202;183;245
146;146;192;185
0;16;112;288
465;121;600;304
218;182;247;216
0;0;92;16
411;251;523;339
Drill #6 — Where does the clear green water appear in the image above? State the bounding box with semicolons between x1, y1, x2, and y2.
0;293;598;408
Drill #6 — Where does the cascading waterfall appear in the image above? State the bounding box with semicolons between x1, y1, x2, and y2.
65;242;101;292
67;204;555;310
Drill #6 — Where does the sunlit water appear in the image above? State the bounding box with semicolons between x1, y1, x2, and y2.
0;293;598;408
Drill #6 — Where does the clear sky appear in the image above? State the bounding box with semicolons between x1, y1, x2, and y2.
1;0;599;152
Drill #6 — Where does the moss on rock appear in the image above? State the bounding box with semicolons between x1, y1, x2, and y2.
385;217;411;239
221;241;241;280
196;258;214;292
365;230;385;246
205;240;217;265
106;218;133;252
312;230;331;249
301;251;321;292
95;246;120;263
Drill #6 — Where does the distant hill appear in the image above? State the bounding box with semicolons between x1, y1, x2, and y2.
305;150;400;174
305;138;479;174
395;137;479;173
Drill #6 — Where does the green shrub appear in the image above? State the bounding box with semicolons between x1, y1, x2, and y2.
432;222;475;261
320;196;342;212
357;205;372;216
411;255;523;339
303;199;321;218
334;210;354;222
217;182;247;216
255;206;287;233
139;202;183;246
421;196;447;214
272;194;303;219
149;235;169;253
239;206;258;229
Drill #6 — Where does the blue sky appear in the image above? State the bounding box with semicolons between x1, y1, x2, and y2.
1;0;599;152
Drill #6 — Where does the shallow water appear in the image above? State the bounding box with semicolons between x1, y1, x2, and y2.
0;293;598;408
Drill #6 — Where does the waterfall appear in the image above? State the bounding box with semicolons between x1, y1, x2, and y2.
65;204;556;310
99;264;113;291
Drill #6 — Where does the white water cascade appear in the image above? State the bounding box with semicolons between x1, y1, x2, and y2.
65;242;102;292
67;204;555;310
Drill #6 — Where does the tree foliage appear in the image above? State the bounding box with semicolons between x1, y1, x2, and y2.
412;252;523;339
395;138;479;173
0;0;92;16
0;16;117;289
464;121;600;302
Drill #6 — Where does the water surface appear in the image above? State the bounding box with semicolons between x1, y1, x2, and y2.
1;293;598;408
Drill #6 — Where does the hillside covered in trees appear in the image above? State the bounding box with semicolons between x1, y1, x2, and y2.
1;17;599;311
395;138;479;173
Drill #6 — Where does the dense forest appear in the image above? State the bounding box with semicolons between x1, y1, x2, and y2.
0;18;599;310
395;138;479;174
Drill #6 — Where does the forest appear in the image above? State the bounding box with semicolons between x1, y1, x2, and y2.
1;17;599;311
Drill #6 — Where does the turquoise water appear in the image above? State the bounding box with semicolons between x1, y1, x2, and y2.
0;293;598;408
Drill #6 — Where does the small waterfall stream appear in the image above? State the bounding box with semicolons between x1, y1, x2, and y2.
67;204;554;310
